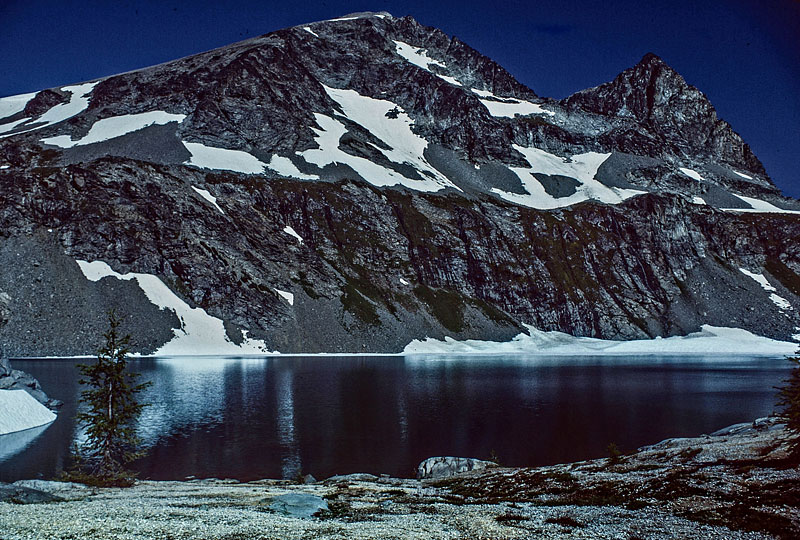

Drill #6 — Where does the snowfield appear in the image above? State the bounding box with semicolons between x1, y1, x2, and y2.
183;142;268;174
403;324;799;356
726;194;800;214
491;146;644;210
42;111;186;148
0;91;37;120
0;390;56;436
0;82;99;139
76;260;271;356
300;86;458;192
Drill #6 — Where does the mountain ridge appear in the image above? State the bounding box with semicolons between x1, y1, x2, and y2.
0;13;798;356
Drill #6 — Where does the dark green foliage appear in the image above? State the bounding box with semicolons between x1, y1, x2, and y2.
764;259;800;297
340;283;380;326
413;285;465;332
776;356;800;461
66;310;151;486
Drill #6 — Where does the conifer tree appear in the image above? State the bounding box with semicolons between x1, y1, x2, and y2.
70;310;151;486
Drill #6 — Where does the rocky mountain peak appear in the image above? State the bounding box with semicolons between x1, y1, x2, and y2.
563;53;767;178
565;52;704;121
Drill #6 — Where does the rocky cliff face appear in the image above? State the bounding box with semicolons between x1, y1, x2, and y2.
0;12;798;355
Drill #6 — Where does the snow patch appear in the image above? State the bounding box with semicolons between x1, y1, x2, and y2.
282;225;303;244
191;186;224;214
76;260;270;355
300;86;457;192
0;165;9;170
0;91;36;120
403;324;798;357
42;111;186;148
479;98;555;118
739;268;776;292
267;155;318;180
275;288;294;306
679;167;705;182
399;278;409;285
0;117;32;135
724;194;800;214
393;40;459;86
732;170;754;180
0;390;56;435
692;196;707;205
303;27;319;37
183;142;267;174
491;146;644;210
471;89;496;98
739;268;793;312
393;40;446;70
471;88;554;117
0;82;99;138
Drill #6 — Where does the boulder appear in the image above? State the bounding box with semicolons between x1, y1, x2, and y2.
0;291;10;327
417;456;497;480
325;473;378;483
269;493;328;518
0;483;63;504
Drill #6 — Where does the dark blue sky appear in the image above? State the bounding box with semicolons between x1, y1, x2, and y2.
2;0;798;197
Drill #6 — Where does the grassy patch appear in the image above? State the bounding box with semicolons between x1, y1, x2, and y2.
340;282;380;326
413;285;466;332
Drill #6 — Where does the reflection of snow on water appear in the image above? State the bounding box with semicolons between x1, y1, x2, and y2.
0;423;52;462
397;393;409;443
277;368;301;479
135;358;266;447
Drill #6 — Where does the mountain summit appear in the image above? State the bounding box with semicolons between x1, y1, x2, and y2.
0;14;798;355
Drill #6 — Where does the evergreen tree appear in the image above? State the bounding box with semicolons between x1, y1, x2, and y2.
69;310;151;486
776;355;800;461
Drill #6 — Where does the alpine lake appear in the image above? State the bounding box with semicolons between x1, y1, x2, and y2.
0;354;792;483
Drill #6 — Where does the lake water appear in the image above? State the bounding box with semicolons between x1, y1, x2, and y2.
0;354;792;483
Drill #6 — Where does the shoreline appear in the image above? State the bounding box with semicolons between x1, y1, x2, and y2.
2;417;798;539
7;323;799;361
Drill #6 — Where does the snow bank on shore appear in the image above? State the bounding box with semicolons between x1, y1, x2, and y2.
76;260;271;356
0;390;56;436
403;325;799;357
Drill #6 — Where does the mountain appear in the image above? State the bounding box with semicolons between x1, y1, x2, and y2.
0;12;798;356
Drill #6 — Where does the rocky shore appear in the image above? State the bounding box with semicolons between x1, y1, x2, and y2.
1;417;798;539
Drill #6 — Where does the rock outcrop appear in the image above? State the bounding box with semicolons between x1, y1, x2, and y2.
416;456;497;480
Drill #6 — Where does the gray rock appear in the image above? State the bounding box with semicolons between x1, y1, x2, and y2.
0;291;10;328
269;493;328;518
302;474;317;484
325;473;379;483
12;480;88;494
0;484;63;504
417;456;497;480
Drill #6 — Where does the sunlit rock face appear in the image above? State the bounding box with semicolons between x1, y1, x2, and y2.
0;12;798;355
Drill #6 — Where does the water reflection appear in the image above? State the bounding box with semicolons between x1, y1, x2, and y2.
0;355;790;482
276;366;301;478
0;424;52;462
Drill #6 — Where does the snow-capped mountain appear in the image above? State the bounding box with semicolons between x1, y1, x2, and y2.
0;12;798;355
